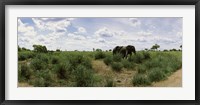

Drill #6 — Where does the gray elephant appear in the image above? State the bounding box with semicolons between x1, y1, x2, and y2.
113;45;136;58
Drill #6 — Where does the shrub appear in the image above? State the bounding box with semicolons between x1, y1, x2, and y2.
69;55;92;69
30;58;45;71
105;78;115;87
35;54;49;64
111;62;123;72
128;56;135;62
73;65;94;87
18;51;36;61
31;77;45;87
133;53;144;63
18;54;26;61
132;74;151;86
137;65;147;74
113;53;122;62
51;56;60;64
94;51;106;59
55;63;71;79
103;55;113;65
30;70;55;87
18;63;33;81
121;59;135;69
143;51;151;60
148;68;167;82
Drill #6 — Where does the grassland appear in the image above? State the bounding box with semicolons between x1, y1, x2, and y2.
18;50;182;87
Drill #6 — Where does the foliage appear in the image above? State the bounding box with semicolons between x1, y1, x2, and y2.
30;58;45;71
73;65;94;87
103;55;113;65
105;77;115;87
132;74;151;86
18;63;33;82
113;53;122;62
121;59;135;69
33;44;48;53
94;51;106;59
111;62;123;72
151;44;160;50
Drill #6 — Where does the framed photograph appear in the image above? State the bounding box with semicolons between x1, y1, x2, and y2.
1;0;200;105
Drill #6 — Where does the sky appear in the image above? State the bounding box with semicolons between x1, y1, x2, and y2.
18;17;182;51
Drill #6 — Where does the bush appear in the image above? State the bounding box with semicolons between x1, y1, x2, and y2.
18;63;33;81
35;54;49;64
128;56;135;62
18;51;36;61
30;77;45;87
113;53;122;62
132;74;151;86
55;63;71;79
105;77;115;87
51;56;60;64
121;59;135;69
29;70;55;87
111;62;123;72
73;65;94;87
30;58;45;71
148;68;167;82
103;55;113;65
95;51;106;59
133;53;144;63
137;65;147;74
69;54;92;69
143;51;151;59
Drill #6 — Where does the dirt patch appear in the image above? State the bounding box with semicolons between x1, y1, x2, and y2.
18;82;33;87
92;60;136;87
152;69;182;87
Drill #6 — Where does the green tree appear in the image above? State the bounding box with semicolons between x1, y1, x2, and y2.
33;45;47;53
18;45;21;52
151;44;160;51
180;45;182;50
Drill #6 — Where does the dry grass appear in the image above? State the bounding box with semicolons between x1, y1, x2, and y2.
92;60;137;87
152;69;182;87
18;82;33;87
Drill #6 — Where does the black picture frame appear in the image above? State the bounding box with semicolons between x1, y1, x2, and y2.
0;0;200;105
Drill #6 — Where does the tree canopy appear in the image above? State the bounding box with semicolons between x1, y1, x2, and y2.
33;45;48;53
151;44;160;50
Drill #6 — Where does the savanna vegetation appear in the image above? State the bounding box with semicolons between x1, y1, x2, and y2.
18;44;182;87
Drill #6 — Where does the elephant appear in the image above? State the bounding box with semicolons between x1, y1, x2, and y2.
113;46;123;55
113;45;136;58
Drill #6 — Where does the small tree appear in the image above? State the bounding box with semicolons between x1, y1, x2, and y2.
18;45;21;52
33;45;47;53
151;44;160;51
96;49;102;52
56;49;61;52
180;45;182;50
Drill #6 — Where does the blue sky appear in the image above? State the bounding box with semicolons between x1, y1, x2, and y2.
18;17;182;51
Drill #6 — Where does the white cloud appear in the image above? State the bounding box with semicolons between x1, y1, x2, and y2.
95;27;113;37
137;31;152;36
97;38;106;43
129;18;141;27
74;27;87;34
68;33;86;40
18;19;36;37
32;18;71;33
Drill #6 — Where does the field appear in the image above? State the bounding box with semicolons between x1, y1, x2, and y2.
18;49;182;87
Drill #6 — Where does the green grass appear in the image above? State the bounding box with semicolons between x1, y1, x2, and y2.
18;50;182;87
111;62;123;72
